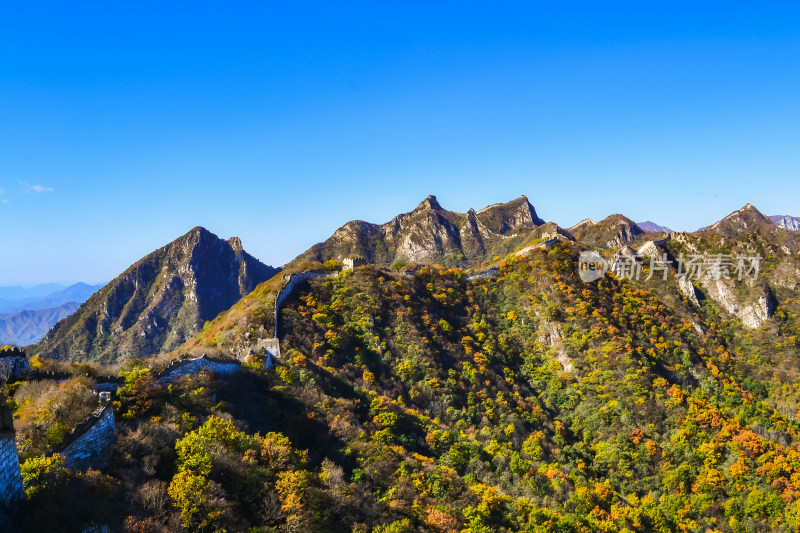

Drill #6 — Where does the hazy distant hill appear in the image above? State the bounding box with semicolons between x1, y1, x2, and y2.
637;220;673;233
0;283;65;300
0;302;80;346
0;282;102;314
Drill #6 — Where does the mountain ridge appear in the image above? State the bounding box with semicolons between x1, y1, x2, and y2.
31;226;279;362
293;194;550;268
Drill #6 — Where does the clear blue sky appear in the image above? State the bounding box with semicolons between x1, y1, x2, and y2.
2;2;799;285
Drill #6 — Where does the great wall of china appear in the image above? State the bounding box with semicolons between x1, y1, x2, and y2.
0;268;342;507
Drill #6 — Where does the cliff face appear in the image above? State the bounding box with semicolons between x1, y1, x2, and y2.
296;195;547;267
31;227;279;362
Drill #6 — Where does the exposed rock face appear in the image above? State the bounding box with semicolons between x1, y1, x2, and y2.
774;260;800;289
637;241;662;259
297;195;547;266
699;277;777;329
770;215;800;231
538;320;573;372
32;227;279;362
677;276;700;307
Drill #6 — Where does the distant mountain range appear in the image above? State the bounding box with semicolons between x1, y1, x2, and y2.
0;282;102;346
0;283;66;300
31;227;279;362
0;302;81;346
0;282;102;314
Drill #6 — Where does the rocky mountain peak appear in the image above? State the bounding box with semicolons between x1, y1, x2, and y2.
32;228;279;362
294;194;550;267
698;203;773;235
475;195;545;234
227;236;244;255
415;195;443;212
187;226;212;240
570;214;644;249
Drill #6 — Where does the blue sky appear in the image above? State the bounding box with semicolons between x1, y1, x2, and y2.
2;2;799;285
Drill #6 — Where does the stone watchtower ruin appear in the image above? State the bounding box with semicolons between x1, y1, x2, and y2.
0;347;30;383
342;257;367;271
0;405;24;507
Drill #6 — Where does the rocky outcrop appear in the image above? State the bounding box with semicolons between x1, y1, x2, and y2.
699;278;777;329
677;276;700;307
32;227;279;363
637;236;671;259
538;320;573;373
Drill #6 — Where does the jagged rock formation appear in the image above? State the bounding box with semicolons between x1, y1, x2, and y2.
294;195;547;267
770;215;800;231
31;227;279;362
